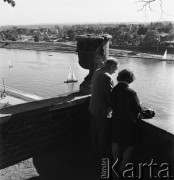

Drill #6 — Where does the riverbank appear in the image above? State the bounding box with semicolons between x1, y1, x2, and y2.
110;48;174;60
0;41;77;53
0;41;174;60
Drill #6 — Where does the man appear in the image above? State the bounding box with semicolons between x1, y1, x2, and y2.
88;58;118;157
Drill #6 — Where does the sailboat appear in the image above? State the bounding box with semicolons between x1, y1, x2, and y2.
64;67;78;83
162;49;167;60
0;61;13;69
8;61;13;68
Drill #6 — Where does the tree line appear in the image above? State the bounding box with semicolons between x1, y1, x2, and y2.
0;22;174;47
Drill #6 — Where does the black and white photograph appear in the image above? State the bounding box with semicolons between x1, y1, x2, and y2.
0;0;174;179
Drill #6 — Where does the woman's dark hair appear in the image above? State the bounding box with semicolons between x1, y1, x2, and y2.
117;69;135;84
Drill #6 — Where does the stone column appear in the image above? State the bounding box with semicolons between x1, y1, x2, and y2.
76;34;112;94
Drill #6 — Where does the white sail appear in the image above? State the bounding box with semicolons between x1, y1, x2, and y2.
67;67;72;81
162;50;167;59
72;73;77;81
65;67;78;83
0;61;13;69
8;61;13;68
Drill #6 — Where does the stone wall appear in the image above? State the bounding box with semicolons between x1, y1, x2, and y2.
0;92;174;171
0;93;90;169
138;120;174;166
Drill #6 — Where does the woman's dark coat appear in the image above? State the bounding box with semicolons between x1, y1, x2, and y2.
111;82;142;146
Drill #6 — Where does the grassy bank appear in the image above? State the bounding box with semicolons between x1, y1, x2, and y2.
0;41;77;53
0;41;173;58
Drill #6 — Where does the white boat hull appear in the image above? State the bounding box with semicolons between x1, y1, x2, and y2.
64;80;78;83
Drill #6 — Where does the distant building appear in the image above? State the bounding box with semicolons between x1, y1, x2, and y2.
163;41;174;47
159;33;168;42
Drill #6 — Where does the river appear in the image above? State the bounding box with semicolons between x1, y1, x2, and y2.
0;48;174;133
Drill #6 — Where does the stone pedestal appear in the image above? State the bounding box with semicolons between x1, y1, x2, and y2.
76;34;112;94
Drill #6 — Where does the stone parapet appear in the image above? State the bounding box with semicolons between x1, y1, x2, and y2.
0;91;174;171
0;92;90;169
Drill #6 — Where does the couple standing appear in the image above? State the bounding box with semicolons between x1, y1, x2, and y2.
89;57;142;169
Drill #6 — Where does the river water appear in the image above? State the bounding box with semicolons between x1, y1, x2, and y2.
0;48;174;133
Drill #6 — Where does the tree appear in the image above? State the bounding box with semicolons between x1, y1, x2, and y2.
137;25;148;35
3;0;15;7
5;33;17;41
123;32;134;43
86;27;95;34
136;0;165;20
66;29;76;41
34;35;39;42
166;30;174;41
111;28;124;45
135;35;145;45
142;30;159;46
163;23;173;33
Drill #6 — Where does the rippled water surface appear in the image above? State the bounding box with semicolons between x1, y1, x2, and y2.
0;49;174;133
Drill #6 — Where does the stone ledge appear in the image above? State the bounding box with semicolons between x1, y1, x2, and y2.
140;119;174;143
0;91;91;169
0;91;90;123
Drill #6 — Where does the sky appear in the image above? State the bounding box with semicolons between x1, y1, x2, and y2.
0;0;174;26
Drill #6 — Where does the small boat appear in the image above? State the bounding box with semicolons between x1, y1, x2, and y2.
162;49;167;60
114;52;127;57
64;67;78;83
128;51;139;56
8;61;13;68
109;53;115;56
127;51;142;58
158;49;174;61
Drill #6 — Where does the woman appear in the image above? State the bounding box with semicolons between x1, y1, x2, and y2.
111;69;142;170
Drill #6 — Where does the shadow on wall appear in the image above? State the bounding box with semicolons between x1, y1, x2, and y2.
28;138;100;180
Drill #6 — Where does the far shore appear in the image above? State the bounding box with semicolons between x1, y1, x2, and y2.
0;41;173;60
0;41;77;53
